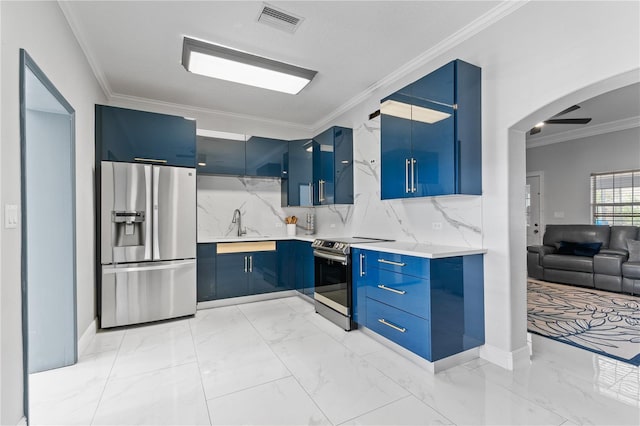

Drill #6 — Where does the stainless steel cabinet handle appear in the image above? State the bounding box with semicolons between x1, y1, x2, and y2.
244;256;248;273
359;253;365;277
249;255;253;273
308;182;313;205
411;158;417;193
134;157;167;164
152;166;160;260
405;159;410;193
378;318;406;333
377;284;406;295
377;258;406;267
318;180;325;202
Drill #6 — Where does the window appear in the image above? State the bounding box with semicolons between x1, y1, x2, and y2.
591;169;640;226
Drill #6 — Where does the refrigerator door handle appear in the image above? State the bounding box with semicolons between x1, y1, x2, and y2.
144;165;153;260
152;166;160;260
102;259;195;274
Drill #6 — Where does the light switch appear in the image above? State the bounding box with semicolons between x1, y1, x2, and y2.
5;204;18;229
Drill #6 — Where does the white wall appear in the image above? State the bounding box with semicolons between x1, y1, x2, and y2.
527;127;640;225
0;1;106;423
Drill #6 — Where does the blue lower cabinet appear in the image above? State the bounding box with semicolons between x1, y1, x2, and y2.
292;241;314;297
197;243;217;302
358;249;484;363
249;251;278;294
216;253;251;299
366;298;431;359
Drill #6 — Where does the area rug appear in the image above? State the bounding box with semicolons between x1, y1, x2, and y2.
527;279;640;365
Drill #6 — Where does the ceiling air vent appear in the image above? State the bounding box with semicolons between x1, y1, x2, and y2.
257;3;304;34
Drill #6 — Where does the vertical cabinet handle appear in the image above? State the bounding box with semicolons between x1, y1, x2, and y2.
244;256;248;273
359;253;365;277
308;182;313;205
405;159;410;193
411;158;417;193
249;255;253;273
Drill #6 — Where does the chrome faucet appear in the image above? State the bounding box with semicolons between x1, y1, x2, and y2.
232;208;246;237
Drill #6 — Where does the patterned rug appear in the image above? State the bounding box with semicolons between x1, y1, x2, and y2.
527;279;640;365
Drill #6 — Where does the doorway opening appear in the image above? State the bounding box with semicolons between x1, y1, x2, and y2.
20;49;77;420
510;69;640;362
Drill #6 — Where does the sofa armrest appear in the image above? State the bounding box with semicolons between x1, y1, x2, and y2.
598;248;629;258
527;245;556;256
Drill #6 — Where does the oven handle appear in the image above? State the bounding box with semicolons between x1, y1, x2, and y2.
313;250;348;265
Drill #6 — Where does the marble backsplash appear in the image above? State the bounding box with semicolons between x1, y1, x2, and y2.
197;118;483;247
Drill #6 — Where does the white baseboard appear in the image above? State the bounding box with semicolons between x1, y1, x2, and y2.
196;290;298;310
17;416;27;426
479;342;531;370
78;318;97;357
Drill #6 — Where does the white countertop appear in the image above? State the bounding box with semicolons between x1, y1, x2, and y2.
199;235;485;258
351;241;487;259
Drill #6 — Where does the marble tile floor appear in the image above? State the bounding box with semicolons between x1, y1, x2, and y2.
29;296;639;425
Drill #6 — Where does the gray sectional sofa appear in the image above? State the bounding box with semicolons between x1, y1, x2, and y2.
527;224;640;294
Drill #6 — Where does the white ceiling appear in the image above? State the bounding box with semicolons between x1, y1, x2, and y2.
59;1;503;129
526;82;640;147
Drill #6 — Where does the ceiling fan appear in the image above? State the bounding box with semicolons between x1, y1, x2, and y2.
529;105;592;135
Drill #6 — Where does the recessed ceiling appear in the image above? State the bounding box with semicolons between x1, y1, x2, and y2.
60;1;504;129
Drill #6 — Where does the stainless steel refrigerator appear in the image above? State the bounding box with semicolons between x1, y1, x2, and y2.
100;161;196;328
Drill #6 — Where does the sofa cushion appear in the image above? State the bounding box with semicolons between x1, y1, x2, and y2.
556;241;602;257
610;226;639;250
543;224;611;249
621;261;640;279
542;254;593;273
627;239;640;262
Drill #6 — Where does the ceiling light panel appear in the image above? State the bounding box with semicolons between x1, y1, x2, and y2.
182;37;317;95
381;100;451;124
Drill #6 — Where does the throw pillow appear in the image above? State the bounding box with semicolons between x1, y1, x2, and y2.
556;241;602;257
573;242;602;257
627;239;640;262
556;241;577;255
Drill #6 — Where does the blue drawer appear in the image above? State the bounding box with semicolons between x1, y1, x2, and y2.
367;269;430;319
366;298;431;360
368;251;430;278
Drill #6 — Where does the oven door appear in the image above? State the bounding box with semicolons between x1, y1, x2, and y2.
313;250;352;316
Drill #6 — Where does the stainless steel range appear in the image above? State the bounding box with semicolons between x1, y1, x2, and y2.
312;237;390;330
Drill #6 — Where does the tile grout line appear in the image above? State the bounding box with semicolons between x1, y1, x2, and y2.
89;328;127;425
235;296;337;425
188;316;214;426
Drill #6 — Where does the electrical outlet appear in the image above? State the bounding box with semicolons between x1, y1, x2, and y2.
4;205;18;229
432;222;443;230
330;224;336;228
275;222;283;228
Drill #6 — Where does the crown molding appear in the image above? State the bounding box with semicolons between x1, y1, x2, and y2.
59;0;529;134
109;93;311;132
58;0;113;98
526;116;640;149
310;0;530;132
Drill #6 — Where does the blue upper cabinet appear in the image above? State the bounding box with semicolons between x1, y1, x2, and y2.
312;126;353;205
283;139;314;207
245;136;288;177
197;135;287;178
197;135;246;175
284;127;353;207
380;59;481;199
96;104;196;167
